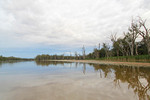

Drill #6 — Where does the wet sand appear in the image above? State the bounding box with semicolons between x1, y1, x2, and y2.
49;60;150;67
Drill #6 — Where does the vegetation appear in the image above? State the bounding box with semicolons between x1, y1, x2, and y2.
35;54;84;61
0;55;33;61
86;17;150;62
93;55;150;62
35;17;150;62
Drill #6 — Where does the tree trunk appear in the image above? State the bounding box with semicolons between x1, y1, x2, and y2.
131;45;134;56
135;43;138;55
147;42;150;55
129;45;134;56
117;50;119;56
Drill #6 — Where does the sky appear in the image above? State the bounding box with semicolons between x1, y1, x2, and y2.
0;0;150;58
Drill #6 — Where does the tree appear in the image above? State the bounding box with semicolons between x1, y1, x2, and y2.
124;20;139;56
62;54;64;60
99;48;105;58
117;38;130;56
111;33;120;56
103;43;110;58
75;51;78;60
137;40;148;55
138;17;150;55
70;52;72;59
98;43;101;50
93;48;99;58
82;45;86;59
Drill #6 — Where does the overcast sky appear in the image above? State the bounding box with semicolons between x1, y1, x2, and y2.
0;0;150;58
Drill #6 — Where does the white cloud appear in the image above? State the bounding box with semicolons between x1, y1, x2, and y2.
0;0;150;48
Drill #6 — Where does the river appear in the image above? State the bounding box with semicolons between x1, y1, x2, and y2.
0;61;150;100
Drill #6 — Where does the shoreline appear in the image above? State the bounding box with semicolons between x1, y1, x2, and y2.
46;60;150;67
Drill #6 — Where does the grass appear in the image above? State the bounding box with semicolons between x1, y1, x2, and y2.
86;55;150;63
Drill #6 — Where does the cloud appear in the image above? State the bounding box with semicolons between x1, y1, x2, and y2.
0;0;150;48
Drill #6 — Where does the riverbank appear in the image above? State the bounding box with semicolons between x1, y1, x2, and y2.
47;60;150;67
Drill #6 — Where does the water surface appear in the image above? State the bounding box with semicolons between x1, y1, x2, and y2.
0;61;150;100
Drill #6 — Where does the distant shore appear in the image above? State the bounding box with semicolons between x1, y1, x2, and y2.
47;60;150;67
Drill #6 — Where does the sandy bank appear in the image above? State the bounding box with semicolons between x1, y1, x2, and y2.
48;60;150;67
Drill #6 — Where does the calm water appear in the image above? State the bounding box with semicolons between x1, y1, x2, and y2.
0;61;150;100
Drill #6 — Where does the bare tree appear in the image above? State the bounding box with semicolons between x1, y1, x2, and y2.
124;20;139;56
82;45;86;59
138;17;150;55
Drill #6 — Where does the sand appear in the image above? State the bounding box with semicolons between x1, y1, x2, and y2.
48;60;150;67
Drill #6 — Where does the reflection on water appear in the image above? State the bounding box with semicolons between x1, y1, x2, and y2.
93;64;150;100
36;61;68;66
35;61;88;74
0;60;30;67
0;61;150;100
35;61;150;100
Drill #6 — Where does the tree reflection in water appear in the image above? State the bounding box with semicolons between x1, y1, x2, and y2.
35;61;150;100
0;60;30;68
35;61;66;66
93;64;150;100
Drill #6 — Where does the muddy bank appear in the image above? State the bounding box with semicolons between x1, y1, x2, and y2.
48;60;150;67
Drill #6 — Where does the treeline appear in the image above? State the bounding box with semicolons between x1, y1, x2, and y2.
35;54;84;61
35;46;86;61
86;17;150;61
0;56;33;61
35;17;150;61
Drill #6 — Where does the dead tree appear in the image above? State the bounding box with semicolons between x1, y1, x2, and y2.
82;45;86;59
124;20;139;56
138;17;150;55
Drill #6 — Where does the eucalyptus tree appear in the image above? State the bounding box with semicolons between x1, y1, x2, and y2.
111;34;120;56
93;48;99;58
124;20;140;56
117;38;129;56
138;17;150;55
103;43;110;58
